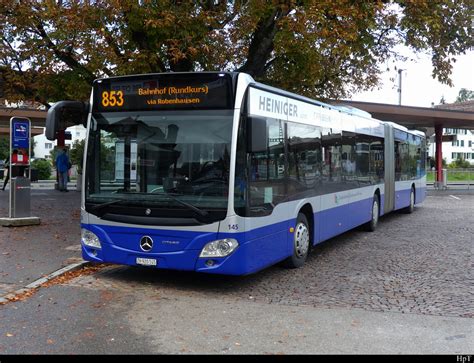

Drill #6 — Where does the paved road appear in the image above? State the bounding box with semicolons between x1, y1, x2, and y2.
0;189;472;354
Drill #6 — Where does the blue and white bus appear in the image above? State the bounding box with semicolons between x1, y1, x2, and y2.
46;72;426;275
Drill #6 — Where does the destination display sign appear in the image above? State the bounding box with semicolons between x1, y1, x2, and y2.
93;73;233;112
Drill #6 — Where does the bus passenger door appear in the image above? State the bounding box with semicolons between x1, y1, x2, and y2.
245;116;290;267
384;124;395;214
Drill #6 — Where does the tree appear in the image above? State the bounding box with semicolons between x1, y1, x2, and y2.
30;138;36;159
455;88;474;103
69;139;85;174
0;1;472;105
0;137;8;161
449;155;471;169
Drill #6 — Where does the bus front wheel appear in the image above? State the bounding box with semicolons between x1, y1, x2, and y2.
284;213;311;269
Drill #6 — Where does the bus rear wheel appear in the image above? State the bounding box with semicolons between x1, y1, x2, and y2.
284;213;311;269
403;187;415;214
364;195;379;232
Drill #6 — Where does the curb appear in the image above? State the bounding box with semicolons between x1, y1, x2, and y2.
0;261;91;304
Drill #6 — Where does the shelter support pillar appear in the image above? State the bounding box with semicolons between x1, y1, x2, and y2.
57;130;65;148
435;124;443;187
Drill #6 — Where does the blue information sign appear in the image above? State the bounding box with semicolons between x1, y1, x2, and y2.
11;117;30;149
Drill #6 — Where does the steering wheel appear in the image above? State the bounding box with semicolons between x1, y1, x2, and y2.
198;161;215;175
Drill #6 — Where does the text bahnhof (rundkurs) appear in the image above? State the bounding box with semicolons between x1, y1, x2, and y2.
137;85;209;96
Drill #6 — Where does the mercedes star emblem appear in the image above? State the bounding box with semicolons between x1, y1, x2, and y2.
140;236;154;252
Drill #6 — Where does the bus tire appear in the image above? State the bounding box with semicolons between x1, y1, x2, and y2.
284;213;311;269
364;195;379;232
403;187;415;214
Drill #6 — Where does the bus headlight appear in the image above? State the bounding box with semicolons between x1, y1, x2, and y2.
199;239;239;258
81;229;102;249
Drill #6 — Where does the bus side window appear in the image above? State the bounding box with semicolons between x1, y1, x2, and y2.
248;118;285;216
287;122;322;193
321;128;342;184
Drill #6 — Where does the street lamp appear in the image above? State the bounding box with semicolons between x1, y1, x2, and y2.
398;69;405;105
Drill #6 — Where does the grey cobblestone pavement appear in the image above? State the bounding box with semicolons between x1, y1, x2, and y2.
65;192;473;319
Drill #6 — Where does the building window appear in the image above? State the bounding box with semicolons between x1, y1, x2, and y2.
461;140;464;147
45;143;52;149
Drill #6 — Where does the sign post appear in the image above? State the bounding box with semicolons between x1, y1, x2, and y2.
0;117;40;227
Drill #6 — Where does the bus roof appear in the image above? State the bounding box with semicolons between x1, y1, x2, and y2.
248;78;424;138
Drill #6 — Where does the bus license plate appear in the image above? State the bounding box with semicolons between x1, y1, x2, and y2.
136;257;157;267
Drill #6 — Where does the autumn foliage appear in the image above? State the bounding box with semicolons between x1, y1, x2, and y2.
0;0;472;106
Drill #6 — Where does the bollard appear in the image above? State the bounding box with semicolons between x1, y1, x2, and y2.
442;169;447;190
10;176;31;218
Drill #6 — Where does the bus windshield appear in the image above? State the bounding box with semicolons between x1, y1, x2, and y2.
85;109;233;221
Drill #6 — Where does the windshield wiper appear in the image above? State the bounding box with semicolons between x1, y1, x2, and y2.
151;192;209;217
88;193;209;219
89;198;129;213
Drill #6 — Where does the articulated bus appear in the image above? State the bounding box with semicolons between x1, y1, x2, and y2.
46;72;426;275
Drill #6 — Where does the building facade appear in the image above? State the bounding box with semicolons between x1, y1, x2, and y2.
429;128;474;165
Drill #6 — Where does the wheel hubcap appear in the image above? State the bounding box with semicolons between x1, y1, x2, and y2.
294;222;310;258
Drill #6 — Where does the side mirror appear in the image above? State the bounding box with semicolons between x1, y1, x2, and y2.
45;101;89;141
247;117;268;153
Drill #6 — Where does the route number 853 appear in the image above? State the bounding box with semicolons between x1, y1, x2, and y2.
101;91;124;107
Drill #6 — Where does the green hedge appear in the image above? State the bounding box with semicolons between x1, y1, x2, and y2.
31;159;52;180
427;171;474;182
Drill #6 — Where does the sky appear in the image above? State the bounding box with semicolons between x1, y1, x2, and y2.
351;46;474;108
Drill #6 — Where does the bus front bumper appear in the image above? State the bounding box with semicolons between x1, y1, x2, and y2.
81;242;269;276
